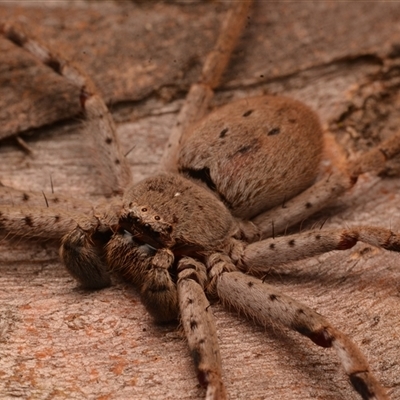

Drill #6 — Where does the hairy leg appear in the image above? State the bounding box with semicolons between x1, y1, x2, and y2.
217;271;389;400
0;182;93;212
1;22;132;196
251;132;400;239
238;225;400;274
177;257;226;400
161;1;252;171
0;205;96;240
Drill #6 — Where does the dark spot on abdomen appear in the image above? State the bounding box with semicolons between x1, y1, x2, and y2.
24;216;33;227
232;138;260;157
242;110;253;117
238;145;252;154
267;127;280;136
219;128;229;138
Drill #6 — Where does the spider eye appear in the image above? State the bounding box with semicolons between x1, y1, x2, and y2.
154;215;160;221
141;207;147;212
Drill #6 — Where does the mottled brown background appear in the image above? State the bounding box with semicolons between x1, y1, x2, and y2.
1;1;400;399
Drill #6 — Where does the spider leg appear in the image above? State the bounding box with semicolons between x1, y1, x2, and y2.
0;205;96;241
0;201;112;289
106;233;180;322
139;248;179;322
0;182;93;212
177;257;226;400
239;225;400;274
161;1;252;171
1;23;132;197
216;271;389;400
252;132;400;239
60;225;112;289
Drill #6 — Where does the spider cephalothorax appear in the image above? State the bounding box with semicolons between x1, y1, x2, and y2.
105;173;238;322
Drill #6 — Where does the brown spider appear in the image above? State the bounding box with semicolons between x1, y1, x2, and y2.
1;2;400;399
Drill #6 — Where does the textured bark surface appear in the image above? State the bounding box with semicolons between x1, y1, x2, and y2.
1;1;400;399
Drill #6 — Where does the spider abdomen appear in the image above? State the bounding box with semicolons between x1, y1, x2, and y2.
178;95;324;219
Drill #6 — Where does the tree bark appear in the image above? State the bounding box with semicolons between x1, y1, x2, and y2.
1;1;400;399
